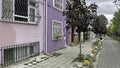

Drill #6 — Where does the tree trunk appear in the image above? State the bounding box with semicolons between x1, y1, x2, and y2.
78;32;81;42
78;32;81;54
86;32;88;40
83;32;86;41
71;27;75;43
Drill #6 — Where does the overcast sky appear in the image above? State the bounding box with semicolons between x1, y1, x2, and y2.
86;0;118;25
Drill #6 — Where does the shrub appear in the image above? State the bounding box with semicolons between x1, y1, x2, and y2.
86;54;96;62
93;41;98;45
83;60;90;66
89;62;94;68
86;54;92;61
98;46;101;51
92;49;97;54
78;53;85;62
73;53;85;62
92;49;98;56
83;60;94;68
95;47;98;50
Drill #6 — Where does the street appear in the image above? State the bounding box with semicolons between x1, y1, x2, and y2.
97;37;120;68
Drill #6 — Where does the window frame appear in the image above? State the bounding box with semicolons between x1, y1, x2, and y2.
52;20;63;40
53;0;63;11
28;1;36;24
1;0;37;24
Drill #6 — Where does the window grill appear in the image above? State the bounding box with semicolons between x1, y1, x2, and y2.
1;42;40;66
15;0;28;16
2;0;41;24
2;0;13;21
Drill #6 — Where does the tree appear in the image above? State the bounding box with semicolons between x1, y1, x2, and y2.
63;0;89;42
113;0;120;9
98;14;108;25
63;0;79;43
63;0;91;55
87;4;108;36
92;14;108;36
110;10;120;37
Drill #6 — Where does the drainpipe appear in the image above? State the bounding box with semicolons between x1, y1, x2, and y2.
44;0;47;53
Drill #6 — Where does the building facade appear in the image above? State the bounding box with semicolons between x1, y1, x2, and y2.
44;0;70;52
0;0;44;66
0;0;71;66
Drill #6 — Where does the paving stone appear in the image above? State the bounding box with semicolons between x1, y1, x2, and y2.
27;63;33;67
97;37;120;68
4;41;94;68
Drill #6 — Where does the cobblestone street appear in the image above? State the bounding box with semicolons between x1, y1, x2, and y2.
97;37;120;68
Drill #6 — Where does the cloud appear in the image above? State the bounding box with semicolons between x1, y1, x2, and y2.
86;0;117;23
86;0;113;3
104;14;113;22
105;14;113;27
97;2;117;15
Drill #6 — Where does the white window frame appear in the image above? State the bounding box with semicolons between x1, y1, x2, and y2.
28;1;36;24
52;20;63;40
2;0;37;24
53;0;63;11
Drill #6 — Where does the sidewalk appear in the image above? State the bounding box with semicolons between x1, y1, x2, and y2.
4;41;93;68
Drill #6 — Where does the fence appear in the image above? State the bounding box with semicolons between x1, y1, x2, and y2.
1;42;40;66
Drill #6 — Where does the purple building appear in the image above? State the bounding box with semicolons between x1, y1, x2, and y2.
44;0;70;52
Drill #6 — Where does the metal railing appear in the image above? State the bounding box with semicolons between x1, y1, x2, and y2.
1;42;40;66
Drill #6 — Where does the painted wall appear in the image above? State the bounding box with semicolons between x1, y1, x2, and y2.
63;0;70;46
46;0;70;52
0;0;44;52
66;29;71;45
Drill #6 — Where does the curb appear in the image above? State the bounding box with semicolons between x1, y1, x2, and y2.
94;38;104;68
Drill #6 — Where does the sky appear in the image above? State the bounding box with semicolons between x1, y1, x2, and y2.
86;0;118;26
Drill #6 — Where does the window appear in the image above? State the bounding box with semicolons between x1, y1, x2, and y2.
52;20;63;40
53;0;63;11
2;0;13;21
14;0;28;22
2;0;39;24
1;42;39;66
29;0;36;22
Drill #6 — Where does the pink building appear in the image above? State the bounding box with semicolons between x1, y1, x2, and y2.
0;0;45;66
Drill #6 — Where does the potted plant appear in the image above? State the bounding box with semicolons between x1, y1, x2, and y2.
54;33;62;40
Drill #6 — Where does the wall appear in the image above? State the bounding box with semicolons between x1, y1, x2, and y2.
0;0;44;65
46;0;70;52
0;0;44;51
